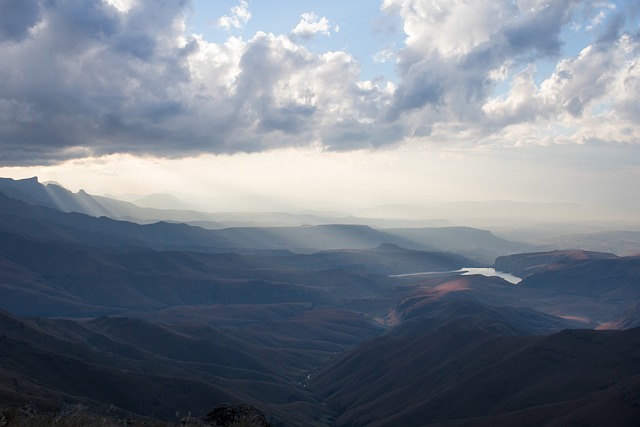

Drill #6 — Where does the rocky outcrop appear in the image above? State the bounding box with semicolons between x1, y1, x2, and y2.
201;404;271;427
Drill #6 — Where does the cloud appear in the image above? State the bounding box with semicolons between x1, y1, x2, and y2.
384;0;575;120
217;0;251;31
0;0;42;43
0;0;639;166
291;12;332;39
0;0;396;165
373;43;396;63
382;0;640;145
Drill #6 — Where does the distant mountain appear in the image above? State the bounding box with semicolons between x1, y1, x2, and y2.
0;176;111;216
384;226;531;263
537;230;640;256
0;191;236;251
0;176;225;224
130;192;198;210
264;243;478;275
494;249;619;278
0;177;449;228
0;190;416;253
361;200;593;227
0;178;533;261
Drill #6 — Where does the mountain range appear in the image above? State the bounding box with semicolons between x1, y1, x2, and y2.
1;176;639;425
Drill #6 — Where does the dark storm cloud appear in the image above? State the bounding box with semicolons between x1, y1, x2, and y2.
0;0;202;165
502;0;572;57
0;0;41;42
258;104;316;134
0;0;639;166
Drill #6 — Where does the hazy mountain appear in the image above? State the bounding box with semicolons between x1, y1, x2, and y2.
0;177;449;229
0;176;112;217
535;230;640;256
494;249;619;278
2;188;516;259
0;190;238;252
384;226;531;263
130;192;198;210
0;176;228;224
359;200;600;228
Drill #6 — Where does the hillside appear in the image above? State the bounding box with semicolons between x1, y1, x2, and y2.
310;300;640;426
494;249;619;278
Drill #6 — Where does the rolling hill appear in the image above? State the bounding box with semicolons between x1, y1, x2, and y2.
310;298;640;426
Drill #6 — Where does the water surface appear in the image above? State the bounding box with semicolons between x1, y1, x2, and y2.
392;267;521;285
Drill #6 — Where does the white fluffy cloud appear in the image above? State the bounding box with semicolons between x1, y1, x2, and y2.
0;0;639;165
291;12;332;39
216;0;251;31
383;0;640;146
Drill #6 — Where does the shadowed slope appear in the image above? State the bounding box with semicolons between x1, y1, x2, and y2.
310;299;640;426
0;309;384;425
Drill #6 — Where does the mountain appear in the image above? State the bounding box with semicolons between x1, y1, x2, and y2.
0;178;534;260
387;279;582;335
0;306;384;425
0;177;449;228
310;299;640;426
536;230;640;256
0;190;414;253
494;249;619;278
518;255;640;299
130;192;198;210
0;190;237;251
0;231;404;317
264;243;478;275
384;226;531;263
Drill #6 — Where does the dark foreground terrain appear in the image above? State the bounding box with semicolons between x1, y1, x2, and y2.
1;178;640;426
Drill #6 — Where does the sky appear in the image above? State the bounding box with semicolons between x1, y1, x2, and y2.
0;0;639;219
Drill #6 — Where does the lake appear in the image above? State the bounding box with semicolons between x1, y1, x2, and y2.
391;267;522;285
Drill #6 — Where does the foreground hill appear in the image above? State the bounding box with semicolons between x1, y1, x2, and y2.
0;307;385;425
310;298;640;426
491;250;640;326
